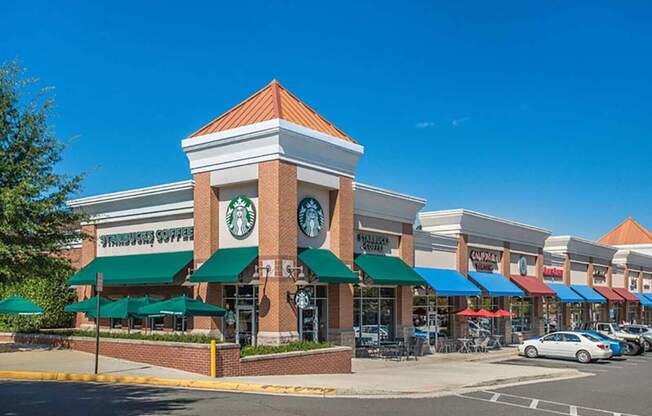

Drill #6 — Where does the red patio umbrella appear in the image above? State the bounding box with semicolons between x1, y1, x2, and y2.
493;309;513;318
477;308;498;318
456;308;481;317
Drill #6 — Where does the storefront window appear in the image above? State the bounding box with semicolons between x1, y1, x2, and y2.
468;297;501;336
223;285;258;345
296;285;328;342
511;298;533;333
543;298;560;333
611;303;624;323
412;288;450;340
569;304;582;330
151;316;165;330
354;286;396;347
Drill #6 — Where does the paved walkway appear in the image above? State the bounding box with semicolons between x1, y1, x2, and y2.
0;344;583;397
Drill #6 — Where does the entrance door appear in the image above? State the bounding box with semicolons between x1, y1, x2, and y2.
299;306;318;342
236;306;256;345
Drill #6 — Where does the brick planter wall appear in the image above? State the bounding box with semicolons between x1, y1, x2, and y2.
0;333;352;377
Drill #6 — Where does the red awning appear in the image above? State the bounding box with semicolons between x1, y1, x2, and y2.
593;286;625;302
613;288;640;303
510;275;556;296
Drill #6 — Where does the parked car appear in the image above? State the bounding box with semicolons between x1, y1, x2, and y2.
518;331;612;363
576;322;644;355
576;330;624;357
622;325;652;351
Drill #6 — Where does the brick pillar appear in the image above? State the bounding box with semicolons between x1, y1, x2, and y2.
192;172;221;335
75;224;97;328
606;264;613;288
454;234;470;337
536;249;544;282
257;160;299;345
638;271;644;293
397;223;415;338
501;243;512;342
563;254;571;286
327;176;355;348
535;249;545;335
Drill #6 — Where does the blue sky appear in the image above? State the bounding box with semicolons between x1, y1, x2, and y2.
3;1;651;239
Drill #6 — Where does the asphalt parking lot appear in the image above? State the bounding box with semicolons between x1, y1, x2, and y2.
1;354;651;416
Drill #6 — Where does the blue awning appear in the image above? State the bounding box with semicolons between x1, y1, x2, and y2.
645;294;652;304
414;268;482;297
468;272;524;297
633;292;652;307
570;285;606;303
547;283;584;303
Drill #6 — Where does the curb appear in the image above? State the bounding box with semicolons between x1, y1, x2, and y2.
0;371;336;397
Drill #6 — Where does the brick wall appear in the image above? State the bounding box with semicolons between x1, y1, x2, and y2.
2;333;352;377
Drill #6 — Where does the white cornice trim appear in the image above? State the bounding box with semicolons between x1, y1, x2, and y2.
544;235;618;261
69;180;194;207
353;182;426;205
613;249;652;270
420;209;551;235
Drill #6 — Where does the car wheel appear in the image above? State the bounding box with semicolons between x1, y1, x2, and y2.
623;342;640;356
576;350;591;364
644;340;651;352
525;346;538;358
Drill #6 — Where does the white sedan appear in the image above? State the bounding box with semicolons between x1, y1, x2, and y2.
518;331;612;363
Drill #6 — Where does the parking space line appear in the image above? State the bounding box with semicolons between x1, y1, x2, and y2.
530;399;539;409
569;405;577;415
489;392;500;402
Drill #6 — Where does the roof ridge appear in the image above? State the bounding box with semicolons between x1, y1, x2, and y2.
599;217;652;244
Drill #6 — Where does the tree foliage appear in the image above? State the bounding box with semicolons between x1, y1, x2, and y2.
0;61;85;328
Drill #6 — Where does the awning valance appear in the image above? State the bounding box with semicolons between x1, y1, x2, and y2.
138;295;226;317
547;283;584;303
414;268;481;296
593;286;625;303
64;296;113;313
68;251;193;286
613;288;639;303
190;247;258;283
510;275;555;297
468;272;524;297
633;292;652;307
570;285;606;303
299;248;359;284
354;254;425;286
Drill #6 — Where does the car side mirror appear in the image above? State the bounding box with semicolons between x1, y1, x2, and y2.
539;339;544;343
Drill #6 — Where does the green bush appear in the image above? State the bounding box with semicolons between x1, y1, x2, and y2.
33;329;217;344
240;341;334;357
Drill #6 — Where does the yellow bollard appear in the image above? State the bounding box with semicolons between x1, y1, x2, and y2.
210;339;217;378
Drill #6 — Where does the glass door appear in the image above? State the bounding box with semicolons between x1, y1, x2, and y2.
237;306;255;345
299;306;318;342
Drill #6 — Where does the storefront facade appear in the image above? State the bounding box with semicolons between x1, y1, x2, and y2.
416;209;552;343
67;80;425;348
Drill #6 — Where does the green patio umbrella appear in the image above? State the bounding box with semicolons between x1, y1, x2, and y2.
138;295;226;318
0;296;44;315
64;296;113;314
87;296;155;319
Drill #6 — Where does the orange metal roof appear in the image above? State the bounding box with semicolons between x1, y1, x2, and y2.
189;80;356;143
598;217;652;245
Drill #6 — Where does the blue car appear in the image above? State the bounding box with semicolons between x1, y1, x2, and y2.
576;330;623;357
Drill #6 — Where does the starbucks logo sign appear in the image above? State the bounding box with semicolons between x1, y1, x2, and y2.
298;197;324;238
294;289;311;309
518;256;528;276
226;195;256;238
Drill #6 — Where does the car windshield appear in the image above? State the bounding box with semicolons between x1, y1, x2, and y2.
581;333;601;343
612;323;622;331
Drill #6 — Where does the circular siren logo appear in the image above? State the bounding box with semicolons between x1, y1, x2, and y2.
518;256;528;276
298;197;324;238
226;195;256;238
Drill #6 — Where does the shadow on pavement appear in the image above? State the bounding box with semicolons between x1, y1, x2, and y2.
0;381;206;416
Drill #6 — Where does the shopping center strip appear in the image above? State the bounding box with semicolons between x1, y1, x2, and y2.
62;81;652;361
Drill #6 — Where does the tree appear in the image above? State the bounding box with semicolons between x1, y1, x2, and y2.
0;61;85;329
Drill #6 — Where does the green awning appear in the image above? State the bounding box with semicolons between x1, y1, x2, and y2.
190;246;258;283
64;296;113;313
68;251;193;286
299;248;359;284
138;295;226;317
0;296;44;315
354;254;425;286
87;296;155;319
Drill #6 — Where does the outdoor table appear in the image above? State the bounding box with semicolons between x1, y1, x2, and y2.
457;338;473;353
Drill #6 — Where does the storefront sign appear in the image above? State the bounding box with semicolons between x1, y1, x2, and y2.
226;195;256;238
298;197;324;238
356;232;389;253
593;268;607;284
99;226;194;248
518;256;528;276
543;267;563;280
294;288;311;309
470;250;499;272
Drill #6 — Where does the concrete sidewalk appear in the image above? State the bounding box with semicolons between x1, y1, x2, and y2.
0;344;585;398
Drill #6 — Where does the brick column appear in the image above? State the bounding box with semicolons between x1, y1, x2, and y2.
75;224;97;328
192;172;221;335
563;254;571;286
536;249;544;282
257;160;299;345
501;243;513;342
638;271;644;293
396;223;415;338
327;176;355;348
454;234;469;337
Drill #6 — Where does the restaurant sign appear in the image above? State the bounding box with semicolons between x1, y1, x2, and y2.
356;232;389;253
543;266;563;281
470;250;499;272
100;226;194;248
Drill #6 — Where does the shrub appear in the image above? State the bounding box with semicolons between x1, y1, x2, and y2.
240;341;334;357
